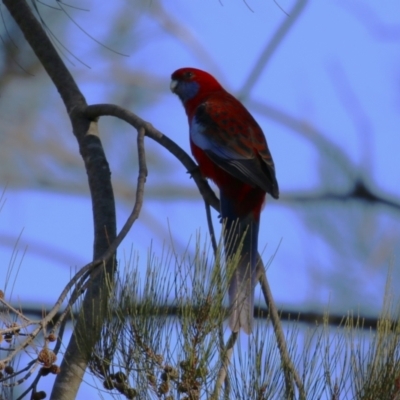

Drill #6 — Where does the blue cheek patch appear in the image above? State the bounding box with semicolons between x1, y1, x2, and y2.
178;81;200;102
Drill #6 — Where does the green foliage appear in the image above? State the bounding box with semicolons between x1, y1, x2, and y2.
87;238;231;399
78;241;400;399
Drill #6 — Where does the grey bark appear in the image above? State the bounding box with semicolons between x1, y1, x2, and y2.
2;1;117;399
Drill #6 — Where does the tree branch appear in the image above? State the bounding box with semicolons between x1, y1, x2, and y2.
2;2;118;399
85;103;220;210
0;121;147;397
258;260;306;399
2;0;86;114
284;180;400;212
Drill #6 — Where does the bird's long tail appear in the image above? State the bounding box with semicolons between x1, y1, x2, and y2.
220;194;259;334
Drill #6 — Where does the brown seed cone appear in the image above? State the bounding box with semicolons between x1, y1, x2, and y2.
38;348;57;367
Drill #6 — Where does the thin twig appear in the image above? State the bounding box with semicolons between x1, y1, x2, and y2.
212;331;238;399
2;0;86;113
283;180;400;212
51;269;93;355
0;359;36;386
14;364;43;400
238;0;309;99
0;298;32;324
204;200;229;398
205;201;218;255
258;257;306;399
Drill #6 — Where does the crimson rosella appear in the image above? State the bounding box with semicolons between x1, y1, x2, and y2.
170;67;279;333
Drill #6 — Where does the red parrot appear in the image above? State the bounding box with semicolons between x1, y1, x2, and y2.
170;67;279;333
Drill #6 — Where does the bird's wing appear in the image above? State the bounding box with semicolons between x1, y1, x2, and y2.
191;93;279;198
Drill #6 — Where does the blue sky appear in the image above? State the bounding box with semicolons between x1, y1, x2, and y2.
1;0;400;398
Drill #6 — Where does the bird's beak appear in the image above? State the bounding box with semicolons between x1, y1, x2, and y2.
170;79;178;93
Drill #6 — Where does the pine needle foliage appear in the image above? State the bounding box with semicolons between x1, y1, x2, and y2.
2;236;400;399
86;238;233;399
79;242;400;400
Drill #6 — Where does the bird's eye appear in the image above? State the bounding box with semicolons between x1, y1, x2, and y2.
184;71;194;80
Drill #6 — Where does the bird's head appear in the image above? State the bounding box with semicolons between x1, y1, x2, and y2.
170;67;223;104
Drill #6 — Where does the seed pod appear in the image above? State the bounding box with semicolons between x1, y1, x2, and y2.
114;371;127;383
49;365;61;375
125;388;137;399
10;322;20;335
32;391;46;400
4;334;12;343
38;348;57;367
103;378;115;390
47;333;57;342
40;367;51;377
158;380;169;395
4;365;14;375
